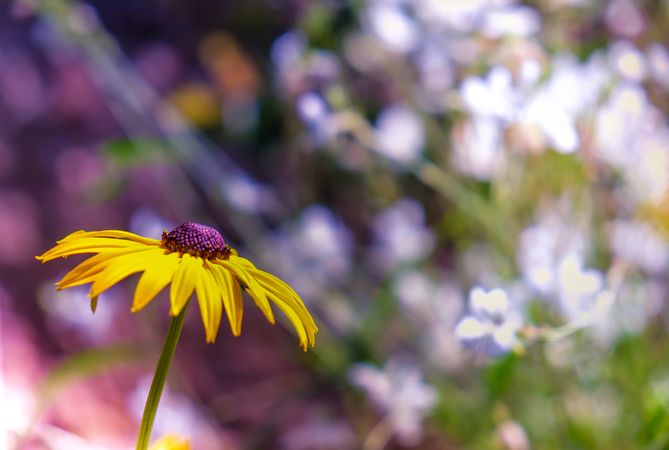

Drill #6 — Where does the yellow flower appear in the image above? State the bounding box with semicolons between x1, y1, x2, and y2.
36;223;317;349
149;434;190;450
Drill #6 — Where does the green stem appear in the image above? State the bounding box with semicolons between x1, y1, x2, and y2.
136;302;189;450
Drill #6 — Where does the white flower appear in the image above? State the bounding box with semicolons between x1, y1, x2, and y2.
374;106;425;163
455;287;522;356
461;66;520;121
519;53;610;153
349;359;437;446
555;253;604;321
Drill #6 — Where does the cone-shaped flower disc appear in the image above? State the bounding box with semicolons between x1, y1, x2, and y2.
36;223;317;349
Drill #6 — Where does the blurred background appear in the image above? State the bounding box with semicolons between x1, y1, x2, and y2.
3;0;669;448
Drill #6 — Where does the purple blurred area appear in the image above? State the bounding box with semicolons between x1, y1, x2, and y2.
0;2;347;449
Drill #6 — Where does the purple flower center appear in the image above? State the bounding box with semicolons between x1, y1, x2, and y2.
161;222;231;259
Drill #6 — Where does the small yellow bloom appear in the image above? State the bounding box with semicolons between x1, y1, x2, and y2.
149;434;190;450
37;223;317;349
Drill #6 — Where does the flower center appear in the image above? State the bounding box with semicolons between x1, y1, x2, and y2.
161;222;231;259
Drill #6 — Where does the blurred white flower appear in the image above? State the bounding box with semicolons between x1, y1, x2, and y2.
366;2;420;54
269;206;353;298
592;279;664;345
374;106;424;163
394;270;465;370
415;41;454;104
414;0;504;33
608;40;647;81
451;117;504;180
369;199;435;273
555;253;604;321
609;220;669;274
517;212;586;294
647;44;669;90
271;30;306;70
461;66;519;121
596;83;669;203
595;82;649;168
297;91;328;125
519;53;609;153
296;91;338;144
455;287;522;356
349;359;437;446
482;5;541;38
221;174;279;214
38;282;120;343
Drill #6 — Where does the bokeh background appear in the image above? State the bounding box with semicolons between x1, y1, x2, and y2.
3;0;669;449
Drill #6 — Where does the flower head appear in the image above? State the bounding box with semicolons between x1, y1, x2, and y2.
455;287;521;356
36;223;317;349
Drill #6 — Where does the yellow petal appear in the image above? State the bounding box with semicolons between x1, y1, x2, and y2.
58;229;161;246
37;237;149;262
206;261;243;336
216;259;275;324
57;247;150;289
169;253;200;316
248;268;317;332
196;264;223;342
88;248;165;298
265;291;310;350
132;251;180;312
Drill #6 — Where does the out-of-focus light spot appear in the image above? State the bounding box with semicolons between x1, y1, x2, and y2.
461;66;518;120
366;4;420;54
220;174;278;214
0;380;34;449
609;41;647;81
374;106;424;163
369;199;435;272
130;209;174;241
605;0;645;37
296;92;328;125
168;83;221;129
482;6;541;38
271;31;306;69
452;118;503;180
647;44;669;90
0;191;38;266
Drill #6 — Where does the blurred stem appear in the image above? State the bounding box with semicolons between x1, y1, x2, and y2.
362;417;394;450
414;158;516;257
136;302;189;450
